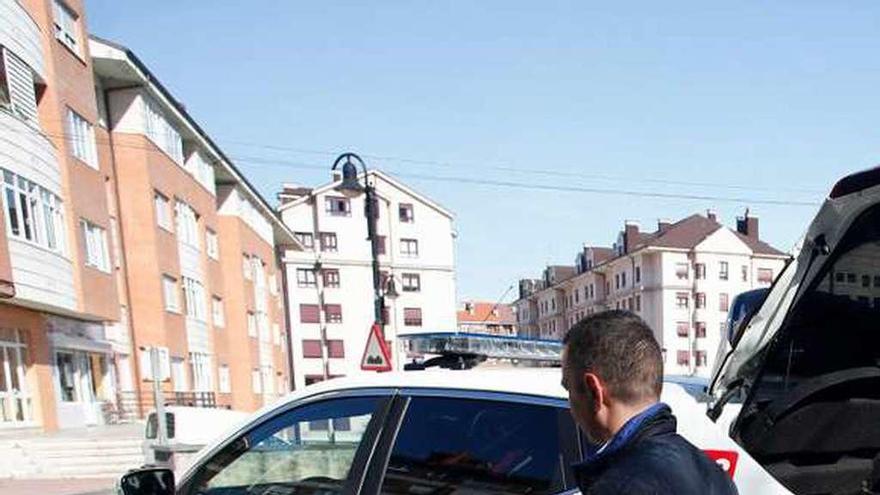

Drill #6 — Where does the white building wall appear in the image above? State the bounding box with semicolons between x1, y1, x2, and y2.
0;0;45;78
281;172;456;389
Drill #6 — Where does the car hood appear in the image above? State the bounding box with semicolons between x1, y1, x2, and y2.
709;180;880;405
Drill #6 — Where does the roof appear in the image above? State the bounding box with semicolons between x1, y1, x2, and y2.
588;247;615;263
457;302;515;324
635;214;786;256
546;265;577;282
278;169;454;219
88;36;299;247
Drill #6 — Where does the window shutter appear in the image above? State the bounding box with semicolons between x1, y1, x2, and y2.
300;304;319;324
3;49;38;123
328;340;345;358
302;340;322;358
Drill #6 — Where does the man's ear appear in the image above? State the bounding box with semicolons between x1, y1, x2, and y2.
582;372;605;412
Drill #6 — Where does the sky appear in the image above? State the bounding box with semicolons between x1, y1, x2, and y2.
85;1;880;302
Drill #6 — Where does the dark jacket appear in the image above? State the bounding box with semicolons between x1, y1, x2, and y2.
573;404;738;495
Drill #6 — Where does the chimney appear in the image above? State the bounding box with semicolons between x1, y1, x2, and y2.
277;183;313;205
706;209;717;222
657;218;672;233
736;209;759;240
331;170;342;182
624;220;640;253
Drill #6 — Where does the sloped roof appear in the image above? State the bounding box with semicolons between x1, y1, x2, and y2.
457;302;515;324
587;247;615;263
634;214;785;256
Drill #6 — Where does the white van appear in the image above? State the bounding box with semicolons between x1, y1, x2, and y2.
709;165;880;494
143;406;250;468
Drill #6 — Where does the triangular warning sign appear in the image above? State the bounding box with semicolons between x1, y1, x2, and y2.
361;323;392;372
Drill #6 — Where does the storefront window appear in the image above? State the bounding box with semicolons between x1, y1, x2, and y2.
0;329;32;424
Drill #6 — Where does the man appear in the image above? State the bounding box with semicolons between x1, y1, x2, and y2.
562;310;737;494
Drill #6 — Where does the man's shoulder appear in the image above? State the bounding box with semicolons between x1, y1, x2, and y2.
595;432;737;494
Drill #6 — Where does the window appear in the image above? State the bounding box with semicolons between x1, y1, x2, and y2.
324;304;342;323
299;304;319;324
247;311;256;337
182;277;207;321
861;275;870;288
400;238;419;257
695;350;708;367
377;235;386;255
52;0;81;55
404;307;422;326
758;268;774;284
675;263;689;280
187;397;386;494
171;358;187;392
399;203;414;223
0;48;39;122
720;293;730;312
162;275;179;312
242;254;252;280
144;96;183;163
251;369;261;393
186;152;216;194
319;232;337;252
206;229;219;260
675;292;689;309
322;269;340;288
154;192;171;231
294;232;314;249
677;350;690;366
218;365;231;394
2;170;65;253
402;273;420;292
875;275;880;288
742;265;749;282
81;220;110;272
621;272;627;287
695;292;706;309
635;266;641;283
635;294;641;311
328;340;345;358
380;397;575;495
676;322;689;337
846;272;856;284
615;274;620;290
175;201;200;249
212;296;224;328
695;322;707;338
296;268;316;288
695;263;706;280
325;196;351;216
719;261;729;281
66;109;98;168
302;340;322;358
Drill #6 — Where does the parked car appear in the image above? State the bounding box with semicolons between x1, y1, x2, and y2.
709;165;880;495
119;368;784;495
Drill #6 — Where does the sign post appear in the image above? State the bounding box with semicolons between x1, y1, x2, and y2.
361;323;392;372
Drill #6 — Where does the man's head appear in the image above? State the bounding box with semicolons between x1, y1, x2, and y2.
561;310;663;443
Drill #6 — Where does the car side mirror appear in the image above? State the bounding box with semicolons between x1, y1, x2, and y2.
119;467;174;495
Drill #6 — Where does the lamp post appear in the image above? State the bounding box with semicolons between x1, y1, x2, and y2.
331;153;394;346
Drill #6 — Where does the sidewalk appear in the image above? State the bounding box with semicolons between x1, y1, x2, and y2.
0;478;115;495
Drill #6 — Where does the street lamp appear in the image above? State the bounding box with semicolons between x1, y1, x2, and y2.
331;153;388;345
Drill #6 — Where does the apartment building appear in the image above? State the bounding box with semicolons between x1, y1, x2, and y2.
278;171;456;389
456;301;515;335
0;0;129;430
514;211;789;377
90;37;299;415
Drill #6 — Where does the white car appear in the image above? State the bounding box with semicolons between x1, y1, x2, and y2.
118;369;783;494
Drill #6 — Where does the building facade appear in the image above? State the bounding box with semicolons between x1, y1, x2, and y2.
514;211;789;377
90;37;299;415
278;171;456;389
456;301;515;335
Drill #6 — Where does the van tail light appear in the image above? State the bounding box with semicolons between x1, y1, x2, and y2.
704;449;739;479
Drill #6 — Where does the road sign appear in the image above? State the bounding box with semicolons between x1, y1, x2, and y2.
361;323;392;371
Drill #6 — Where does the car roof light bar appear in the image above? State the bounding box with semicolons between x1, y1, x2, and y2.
399;332;562;368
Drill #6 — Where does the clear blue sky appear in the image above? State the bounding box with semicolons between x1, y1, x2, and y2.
86;1;880;302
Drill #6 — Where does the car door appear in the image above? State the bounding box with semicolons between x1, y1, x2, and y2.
176;390;396;495
360;389;582;495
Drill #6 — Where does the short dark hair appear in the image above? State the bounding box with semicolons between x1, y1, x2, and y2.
563;310;663;404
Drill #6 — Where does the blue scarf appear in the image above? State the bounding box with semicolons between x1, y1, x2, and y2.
579;402;668;462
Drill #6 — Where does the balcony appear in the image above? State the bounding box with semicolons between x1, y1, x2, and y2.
0;0;45;80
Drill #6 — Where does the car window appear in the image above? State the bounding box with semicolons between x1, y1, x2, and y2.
380;396;577;495
183;396;384;495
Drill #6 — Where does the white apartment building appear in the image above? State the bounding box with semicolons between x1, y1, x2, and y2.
514;211;789;377
279;170;456;389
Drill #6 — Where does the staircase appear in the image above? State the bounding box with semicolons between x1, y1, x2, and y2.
0;424;145;479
